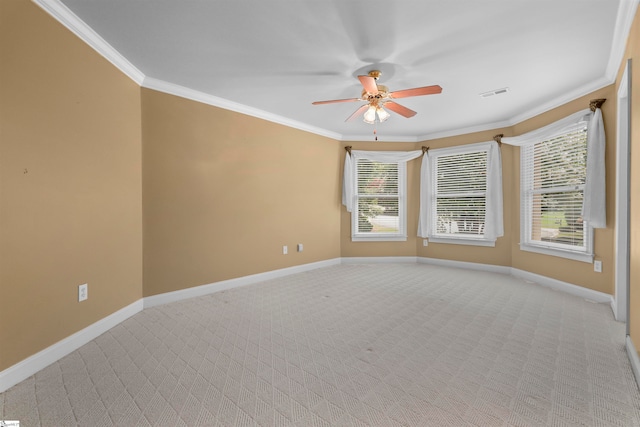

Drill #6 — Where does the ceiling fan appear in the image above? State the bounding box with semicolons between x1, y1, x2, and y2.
312;70;442;124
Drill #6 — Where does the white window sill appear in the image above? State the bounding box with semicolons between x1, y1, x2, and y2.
352;234;407;242
519;243;593;263
427;236;496;247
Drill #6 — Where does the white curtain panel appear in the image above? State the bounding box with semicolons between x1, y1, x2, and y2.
417;141;503;240
342;150;422;213
582;107;606;228
417;151;432;238
485;141;505;240
342;153;354;212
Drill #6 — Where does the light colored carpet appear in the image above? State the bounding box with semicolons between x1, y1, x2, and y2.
2;263;640;426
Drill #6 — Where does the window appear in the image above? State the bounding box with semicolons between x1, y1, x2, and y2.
520;121;593;261
352;159;407;241
423;144;499;246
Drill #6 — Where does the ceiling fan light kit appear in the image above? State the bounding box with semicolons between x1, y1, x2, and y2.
363;105;390;124
363;105;377;124
312;70;442;125
376;106;390;122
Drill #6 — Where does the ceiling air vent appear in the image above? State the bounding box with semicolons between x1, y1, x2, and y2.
480;87;510;98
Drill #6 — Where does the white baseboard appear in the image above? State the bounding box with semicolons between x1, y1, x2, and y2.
0;260;341;393
342;257;612;308
341;256;418;264
626;335;640;390
418;256;511;275
418;258;612;305
0;299;143;393
511;268;612;304
611;293;628;323
0;256;615;394
143;258;342;309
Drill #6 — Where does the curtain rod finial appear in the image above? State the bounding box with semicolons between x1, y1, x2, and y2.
422;146;429;154
493;134;503;145
590;98;606;112
345;146;352;156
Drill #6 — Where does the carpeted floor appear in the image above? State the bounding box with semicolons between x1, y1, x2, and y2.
1;263;640;426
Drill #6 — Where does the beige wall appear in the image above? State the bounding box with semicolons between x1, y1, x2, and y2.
619;7;640;349
2;0;635;375
142;89;341;296
0;1;143;370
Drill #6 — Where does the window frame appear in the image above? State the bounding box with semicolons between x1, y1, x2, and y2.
426;144;496;247
351;159;407;242
519;122;594;263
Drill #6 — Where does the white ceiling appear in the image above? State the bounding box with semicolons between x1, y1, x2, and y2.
46;0;633;141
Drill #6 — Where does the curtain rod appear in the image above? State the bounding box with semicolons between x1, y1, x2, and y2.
590;98;606;112
346;100;604;155
491;98;603;146
345;145;430;155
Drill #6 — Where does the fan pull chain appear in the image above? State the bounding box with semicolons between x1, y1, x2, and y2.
374;128;377;141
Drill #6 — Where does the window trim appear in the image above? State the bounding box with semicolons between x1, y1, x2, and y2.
425;143;496;246
519;241;593;263
351;160;407;242
428;236;496;247
519;123;594;263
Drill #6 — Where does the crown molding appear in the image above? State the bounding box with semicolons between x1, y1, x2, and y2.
507;75;612;127
606;0;640;80
327;1;636;145
140;73;613;144
142;77;342;140
32;0;145;85
32;0;636;143
417;119;513;142
417;74;612;142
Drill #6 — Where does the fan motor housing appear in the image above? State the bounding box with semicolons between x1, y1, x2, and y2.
362;84;389;101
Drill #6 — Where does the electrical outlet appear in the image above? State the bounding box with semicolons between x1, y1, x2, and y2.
423;239;428;247
283;245;288;255
78;283;88;302
297;243;303;252
594;260;602;273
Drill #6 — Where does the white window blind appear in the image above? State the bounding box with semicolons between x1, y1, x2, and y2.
418;141;502;244
521;122;591;256
433;150;488;237
354;159;405;239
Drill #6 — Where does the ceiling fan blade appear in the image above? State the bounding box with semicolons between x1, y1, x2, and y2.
389;85;442;99
312;98;361;105
384;101;417;118
346;104;369;122
358;75;379;95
